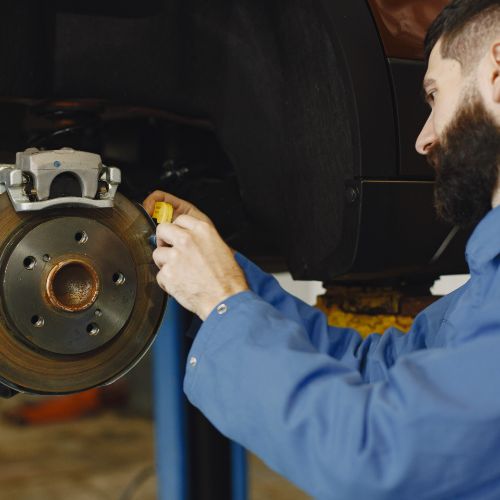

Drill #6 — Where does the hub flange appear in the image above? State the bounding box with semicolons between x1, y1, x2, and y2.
2;217;137;355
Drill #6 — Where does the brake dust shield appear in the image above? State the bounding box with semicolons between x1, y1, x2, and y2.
0;192;166;394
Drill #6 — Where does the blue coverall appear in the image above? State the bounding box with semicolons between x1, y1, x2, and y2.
184;205;500;499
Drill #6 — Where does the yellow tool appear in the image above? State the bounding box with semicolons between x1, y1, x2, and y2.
149;202;174;248
152;202;174;224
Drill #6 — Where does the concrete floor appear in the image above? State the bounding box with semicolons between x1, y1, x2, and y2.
0;398;309;500
0;410;157;500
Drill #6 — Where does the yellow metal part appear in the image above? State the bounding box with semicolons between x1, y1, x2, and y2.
315;285;436;338
152;202;174;224
316;299;413;338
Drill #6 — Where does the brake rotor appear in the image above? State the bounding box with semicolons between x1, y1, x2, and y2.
0;192;166;394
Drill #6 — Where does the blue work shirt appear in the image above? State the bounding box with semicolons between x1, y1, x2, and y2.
184;205;500;499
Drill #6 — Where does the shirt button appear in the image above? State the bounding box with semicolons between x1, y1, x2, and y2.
217;303;228;315
189;356;197;367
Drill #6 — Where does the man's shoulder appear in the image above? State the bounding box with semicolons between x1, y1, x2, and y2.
411;283;468;348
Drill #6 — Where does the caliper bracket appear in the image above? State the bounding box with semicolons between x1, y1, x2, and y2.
0;148;121;211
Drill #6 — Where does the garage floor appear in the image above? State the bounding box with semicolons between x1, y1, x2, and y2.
0;398;309;500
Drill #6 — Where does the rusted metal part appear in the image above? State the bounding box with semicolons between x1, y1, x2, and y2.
317;285;439;337
46;258;100;313
0;192;166;394
366;0;449;60
320;285;438;315
2;217;138;356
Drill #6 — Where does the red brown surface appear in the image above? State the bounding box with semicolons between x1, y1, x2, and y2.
366;0;449;59
3;383;129;426
45;258;100;313
4;389;102;425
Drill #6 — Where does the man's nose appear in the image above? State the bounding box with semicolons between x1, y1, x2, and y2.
415;115;437;155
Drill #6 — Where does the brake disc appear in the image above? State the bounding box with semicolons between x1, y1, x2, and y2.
0;153;166;394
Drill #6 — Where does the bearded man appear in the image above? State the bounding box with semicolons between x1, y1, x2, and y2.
145;1;500;497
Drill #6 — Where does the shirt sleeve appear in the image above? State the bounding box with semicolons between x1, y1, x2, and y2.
234;252;448;382
183;290;499;499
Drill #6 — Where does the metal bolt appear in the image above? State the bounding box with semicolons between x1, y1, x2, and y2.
189;356;198;367
345;186;359;204
98;182;109;197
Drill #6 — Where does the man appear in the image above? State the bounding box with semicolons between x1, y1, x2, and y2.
144;1;500;497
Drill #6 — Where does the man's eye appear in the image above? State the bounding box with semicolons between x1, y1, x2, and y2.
422;90;436;109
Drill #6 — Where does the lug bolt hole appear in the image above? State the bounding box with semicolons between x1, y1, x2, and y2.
31;315;44;328
87;323;100;336
75;231;88;244
43;254;51;262
112;272;126;286
23;256;37;270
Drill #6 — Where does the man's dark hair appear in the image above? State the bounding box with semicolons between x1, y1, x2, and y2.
425;0;500;72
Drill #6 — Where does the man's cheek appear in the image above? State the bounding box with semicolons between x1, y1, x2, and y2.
435;92;463;136
432;108;449;139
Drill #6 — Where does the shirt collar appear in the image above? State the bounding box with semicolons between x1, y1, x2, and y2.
465;205;500;273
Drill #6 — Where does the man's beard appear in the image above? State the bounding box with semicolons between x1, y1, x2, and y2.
427;90;500;228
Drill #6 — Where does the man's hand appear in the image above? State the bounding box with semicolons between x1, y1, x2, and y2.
143;190;213;224
143;191;249;320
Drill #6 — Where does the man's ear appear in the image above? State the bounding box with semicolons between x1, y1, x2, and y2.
491;41;500;103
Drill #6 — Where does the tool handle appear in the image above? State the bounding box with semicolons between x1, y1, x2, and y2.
152;202;174;224
149;202;174;248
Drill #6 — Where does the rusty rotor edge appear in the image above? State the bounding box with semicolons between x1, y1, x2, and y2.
0;192;167;394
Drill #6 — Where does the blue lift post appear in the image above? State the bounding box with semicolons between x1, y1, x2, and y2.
231;442;248;500
154;298;248;500
153;298;188;500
